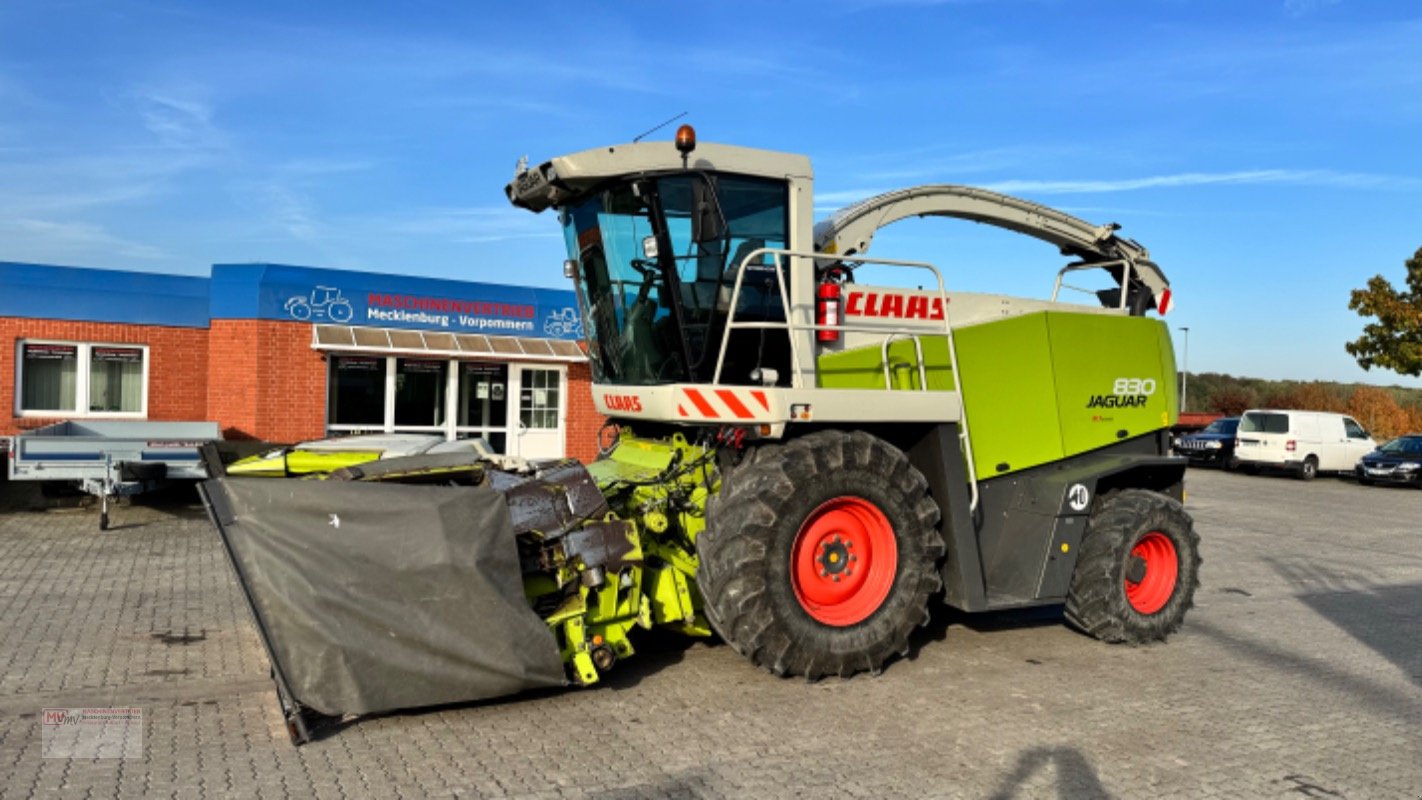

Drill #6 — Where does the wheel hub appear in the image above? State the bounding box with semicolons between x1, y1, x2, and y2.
816;537;855;579
1123;531;1178;615
791;497;898;626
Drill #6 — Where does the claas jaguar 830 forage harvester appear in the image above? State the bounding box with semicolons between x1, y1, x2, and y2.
199;126;1199;743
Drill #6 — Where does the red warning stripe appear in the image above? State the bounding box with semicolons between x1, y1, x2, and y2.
677;405;688;418
715;389;754;419
750;390;769;411
682;388;719;418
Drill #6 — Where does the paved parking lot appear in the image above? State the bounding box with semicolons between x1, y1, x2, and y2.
0;469;1418;799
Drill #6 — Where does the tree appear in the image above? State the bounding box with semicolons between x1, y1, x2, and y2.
1346;246;1422;376
1348;386;1409;441
1208;387;1257;416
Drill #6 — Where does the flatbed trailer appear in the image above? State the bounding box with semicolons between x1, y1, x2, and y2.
7;420;220;529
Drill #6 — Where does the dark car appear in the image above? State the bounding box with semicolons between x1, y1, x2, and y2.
1355;434;1422;487
1174;417;1240;469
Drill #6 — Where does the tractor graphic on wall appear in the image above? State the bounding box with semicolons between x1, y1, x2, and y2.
285;286;354;323
543;307;582;338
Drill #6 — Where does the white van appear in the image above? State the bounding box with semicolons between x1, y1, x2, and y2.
1233;409;1376;479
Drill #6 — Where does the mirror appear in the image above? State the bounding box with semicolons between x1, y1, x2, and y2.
691;177;724;244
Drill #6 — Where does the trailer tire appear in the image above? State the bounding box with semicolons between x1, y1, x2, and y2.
699;430;943;679
1065;489;1199;644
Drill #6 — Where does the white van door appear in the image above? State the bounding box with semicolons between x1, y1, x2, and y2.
1288;412;1322;467
1342;417;1377;464
1238;410;1293;465
1311;414;1350;471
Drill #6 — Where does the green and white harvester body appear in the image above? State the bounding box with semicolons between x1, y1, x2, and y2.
201;130;1199;743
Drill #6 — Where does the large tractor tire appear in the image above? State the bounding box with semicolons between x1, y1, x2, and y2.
1065;489;1200;644
698;430;943;679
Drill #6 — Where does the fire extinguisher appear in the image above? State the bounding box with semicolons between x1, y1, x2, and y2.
816;271;842;343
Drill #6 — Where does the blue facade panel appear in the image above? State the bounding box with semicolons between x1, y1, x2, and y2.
0;261;584;339
0;262;211;329
210;263;583;340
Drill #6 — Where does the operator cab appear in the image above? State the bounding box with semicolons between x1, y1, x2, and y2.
511;133;808;388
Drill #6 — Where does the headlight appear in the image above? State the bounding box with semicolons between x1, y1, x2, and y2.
1399;462;1420;471
1205;441;1222;449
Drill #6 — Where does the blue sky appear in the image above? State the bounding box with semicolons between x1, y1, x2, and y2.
2;1;1419;386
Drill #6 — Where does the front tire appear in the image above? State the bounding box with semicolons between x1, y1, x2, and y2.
699;430;943;679
1065;490;1200;644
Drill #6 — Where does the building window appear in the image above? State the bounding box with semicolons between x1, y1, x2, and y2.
17;341;147;417
89;346;144;412
394;358;447;429
327;355;386;428
324;355;564;457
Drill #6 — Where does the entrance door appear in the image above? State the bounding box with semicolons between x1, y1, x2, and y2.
513;366;565;459
455;363;510;454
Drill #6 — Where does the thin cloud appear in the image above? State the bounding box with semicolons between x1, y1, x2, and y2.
811;168;1420;210
1284;0;1342;16
982;169;1422;195
0;219;166;261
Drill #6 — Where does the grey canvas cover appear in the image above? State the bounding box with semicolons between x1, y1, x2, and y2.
204;476;565;716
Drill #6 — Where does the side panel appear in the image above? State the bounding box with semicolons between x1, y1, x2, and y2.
1048;313;1176;458
953;313;1065;478
972;434;1186;607
816;336;955;391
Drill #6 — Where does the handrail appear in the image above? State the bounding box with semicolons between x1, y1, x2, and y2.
1051;259;1132;310
880;334;927;391
713;247;979;510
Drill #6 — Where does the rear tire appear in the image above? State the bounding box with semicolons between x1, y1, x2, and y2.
1298;455;1319;481
699;430;943;679
1065;489;1200;644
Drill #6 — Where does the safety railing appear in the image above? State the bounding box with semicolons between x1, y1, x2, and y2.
880;333;928;391
1051;258;1134;310
711;248;979;510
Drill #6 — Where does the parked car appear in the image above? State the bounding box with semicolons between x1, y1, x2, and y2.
1355;434;1422;488
1233;409;1376;480
1174;417;1240;469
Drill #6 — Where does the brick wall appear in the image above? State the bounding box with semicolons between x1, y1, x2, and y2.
0;317;209;436
207;319;326;443
565;361;605;462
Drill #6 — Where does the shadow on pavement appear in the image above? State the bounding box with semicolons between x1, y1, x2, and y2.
1191;618;1422;725
910;600;1067;657
1296;582;1422;689
987;745;1110;800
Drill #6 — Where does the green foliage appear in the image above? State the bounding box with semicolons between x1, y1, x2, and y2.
1346;247;1422;376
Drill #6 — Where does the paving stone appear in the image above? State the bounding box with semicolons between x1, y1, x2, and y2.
1;472;1419;797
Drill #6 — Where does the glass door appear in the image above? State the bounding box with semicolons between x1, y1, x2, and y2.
456;362;510;454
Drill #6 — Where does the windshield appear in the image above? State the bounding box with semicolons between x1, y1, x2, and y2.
1379;436;1422;455
560;173;789;385
1202;419;1238;435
